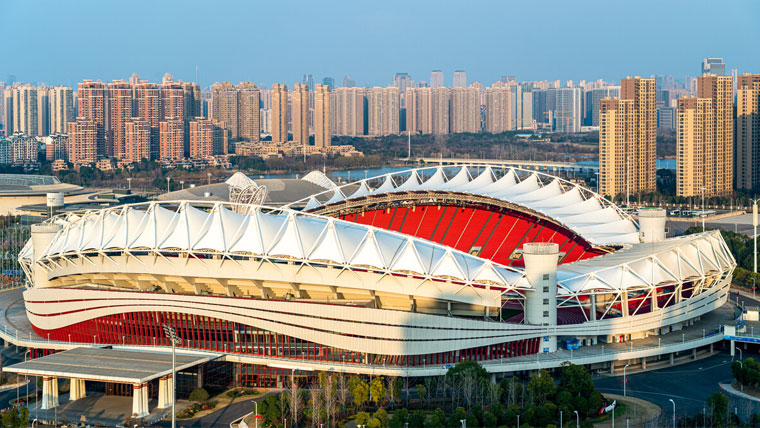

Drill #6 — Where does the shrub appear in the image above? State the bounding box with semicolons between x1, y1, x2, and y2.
189;387;210;403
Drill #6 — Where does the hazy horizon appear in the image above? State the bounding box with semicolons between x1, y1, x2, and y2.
2;0;758;88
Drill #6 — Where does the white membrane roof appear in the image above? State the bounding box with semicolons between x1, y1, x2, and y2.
24;201;734;296
287;166;640;246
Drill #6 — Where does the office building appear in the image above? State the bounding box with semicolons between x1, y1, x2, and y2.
430;70;444;89
291;83;309;144
342;75;356;88
237;82;260;142
49;86;74;135
302;74;315;91
331;87;365;137
450;87;479;133
159;119;184;160
77;80;107;158
393;73;412;93
485;85;512;133
270;84;289;143
322;77;335;89
313;84;330;147
68;119;97;164
584;87;620;126
108;80;133;159
702;58;726;76
657;107;676;130
367;86;400;136
735;74;760;190
599;77;657;198
125;118;151;163
546;88;582;133
453;70;467;88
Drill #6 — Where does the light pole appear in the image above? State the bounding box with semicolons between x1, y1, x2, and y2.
700;187;706;231
166;177;171;193
163;324;182;428
254;400;259;428
560;410;563;428
623;364;630;396
207;172;212;185
669;398;676;428
753;198;758;274
574;410;579;428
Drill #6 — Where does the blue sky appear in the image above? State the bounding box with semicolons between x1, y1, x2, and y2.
2;0;758;88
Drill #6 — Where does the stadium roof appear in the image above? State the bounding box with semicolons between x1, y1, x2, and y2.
0;174;83;196
23;200;733;296
295;166;640;246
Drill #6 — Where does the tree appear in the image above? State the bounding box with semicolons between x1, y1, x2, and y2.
1;407;28;428
367;417;382;428
188;387;209;403
415;384;427;407
387;376;401;408
355;411;371;426
309;387;323;428
389;408;408;428
374;408;389;427
261;394;282;425
559;363;593;398
286;379;304;427
352;379;370;408
320;372;337;427
527;370;556;404
370;377;386;406
707;392;728;427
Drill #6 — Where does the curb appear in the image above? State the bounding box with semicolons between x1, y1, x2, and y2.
718;382;760;402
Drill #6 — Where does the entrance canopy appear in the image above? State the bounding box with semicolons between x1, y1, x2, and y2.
5;347;217;384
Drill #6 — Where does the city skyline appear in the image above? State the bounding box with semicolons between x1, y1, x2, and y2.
2;0;759;88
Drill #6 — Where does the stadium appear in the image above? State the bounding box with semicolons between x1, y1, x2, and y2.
17;165;736;387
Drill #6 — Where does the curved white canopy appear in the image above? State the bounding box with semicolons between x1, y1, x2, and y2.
289;165;639;246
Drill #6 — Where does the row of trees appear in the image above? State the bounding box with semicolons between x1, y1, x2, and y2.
685;227;760;290
253;361;607;428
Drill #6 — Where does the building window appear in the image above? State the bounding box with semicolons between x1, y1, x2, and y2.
543;311;549;318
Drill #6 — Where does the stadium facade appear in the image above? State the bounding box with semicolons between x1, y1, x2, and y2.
19;166;735;386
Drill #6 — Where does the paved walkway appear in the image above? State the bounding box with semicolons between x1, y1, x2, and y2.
592;393;661;428
719;382;760;403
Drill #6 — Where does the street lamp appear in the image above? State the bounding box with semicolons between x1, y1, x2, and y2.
623;364;630;396
166;177;171;193
560;410;563;428
163;324;182;428
753;198;759;274
573;410;579;428
668;399;676;428
700;187;706;232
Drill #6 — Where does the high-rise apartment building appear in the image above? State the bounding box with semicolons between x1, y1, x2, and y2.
4;85;39;136
108;80;133;159
211;82;239;138
485;86;512;134
189;117;214;159
735;74;760;190
450;87;479;133
453;70;467;88
431;87;450;135
44;134;68;161
159;119;184;160
599;77;657;198
331;87;365;137
697;74;733;196
125;118;151;163
701;58;726;76
291;83;310;144
237;82;260;142
134;82;161;160
313;84;330;147
37;87;49;136
270;84;289;143
49;86;74;135
393;73;412;93
406;87;432;135
161;82;185;122
68;119;97;164
367;86;400;136
77;80;107;157
430;70;444;89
